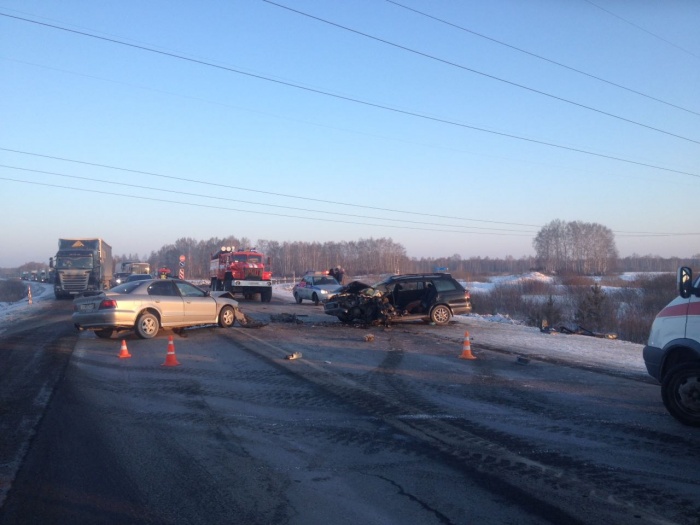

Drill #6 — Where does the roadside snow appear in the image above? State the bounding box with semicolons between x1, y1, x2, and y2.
273;280;648;378
0;281;54;331
1;279;650;379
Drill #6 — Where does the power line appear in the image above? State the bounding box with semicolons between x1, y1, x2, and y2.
0;164;537;234
386;0;700;117
2;12;700;172
0;152;693;237
0;147;540;228
261;0;700;145
0;176;535;237
582;0;700;60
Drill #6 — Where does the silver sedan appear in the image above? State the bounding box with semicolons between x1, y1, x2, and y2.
72;278;243;339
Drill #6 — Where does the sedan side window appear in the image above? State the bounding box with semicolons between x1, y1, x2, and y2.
175;281;207;297
147;281;178;296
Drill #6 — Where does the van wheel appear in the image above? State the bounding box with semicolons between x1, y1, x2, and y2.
430;305;451;325
661;362;700;426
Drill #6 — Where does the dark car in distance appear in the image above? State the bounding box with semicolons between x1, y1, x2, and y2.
324;273;471;325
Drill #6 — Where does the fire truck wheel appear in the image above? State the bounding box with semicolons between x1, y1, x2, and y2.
261;288;272;303
218;306;235;328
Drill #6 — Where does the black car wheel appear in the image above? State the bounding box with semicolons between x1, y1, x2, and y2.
218;306;235;328
294;292;302;304
430;305;451;325
135;312;159;339
661;362;700;426
312;293;320;306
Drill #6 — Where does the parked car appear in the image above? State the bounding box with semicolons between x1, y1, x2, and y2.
324;273;471;325
293;271;343;305
125;273;154;283
72;278;244;339
112;272;131;285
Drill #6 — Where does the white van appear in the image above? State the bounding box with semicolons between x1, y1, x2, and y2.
643;267;700;426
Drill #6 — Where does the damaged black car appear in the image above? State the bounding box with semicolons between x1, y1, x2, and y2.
324;273;472;325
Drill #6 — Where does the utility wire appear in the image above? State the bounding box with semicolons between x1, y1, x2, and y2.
582;0;700;60
0;147;539;228
0;152;692;237
0;164;536;233
0;176;535;236
2;12;700;169
261;0;700;145
386;0;700;117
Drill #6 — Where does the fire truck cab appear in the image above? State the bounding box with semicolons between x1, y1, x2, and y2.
209;247;273;302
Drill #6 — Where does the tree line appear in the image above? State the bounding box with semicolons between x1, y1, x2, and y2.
4;220;700;279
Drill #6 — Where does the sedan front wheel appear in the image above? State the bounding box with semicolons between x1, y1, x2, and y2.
218;306;235;328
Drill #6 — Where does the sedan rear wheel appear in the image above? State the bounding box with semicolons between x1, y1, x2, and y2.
430;305;451;325
218;306;235;328
135;312;159;339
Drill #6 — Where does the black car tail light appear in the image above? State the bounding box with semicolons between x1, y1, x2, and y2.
99;299;118;310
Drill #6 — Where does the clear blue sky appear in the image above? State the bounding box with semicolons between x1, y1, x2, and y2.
1;0;699;268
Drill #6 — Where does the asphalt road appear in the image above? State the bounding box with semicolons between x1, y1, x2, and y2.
1;295;698;524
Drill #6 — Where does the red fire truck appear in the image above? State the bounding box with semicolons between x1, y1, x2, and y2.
209;247;273;302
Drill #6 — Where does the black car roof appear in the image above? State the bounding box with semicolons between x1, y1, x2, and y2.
385;273;453;281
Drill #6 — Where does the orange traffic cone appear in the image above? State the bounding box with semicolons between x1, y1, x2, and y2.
162;335;181;367
118;340;132;359
459;331;476;360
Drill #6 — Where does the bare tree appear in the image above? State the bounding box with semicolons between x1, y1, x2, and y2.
533;220;618;275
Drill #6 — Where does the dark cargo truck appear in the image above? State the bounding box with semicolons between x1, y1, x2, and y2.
50;238;113;299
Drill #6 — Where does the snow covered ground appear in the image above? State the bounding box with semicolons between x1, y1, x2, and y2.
272;279;650;379
2;278;651;380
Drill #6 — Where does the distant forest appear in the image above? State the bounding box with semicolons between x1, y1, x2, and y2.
111;236;700;280
5;235;700;280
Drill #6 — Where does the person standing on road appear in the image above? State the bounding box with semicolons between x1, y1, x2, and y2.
336;266;345;284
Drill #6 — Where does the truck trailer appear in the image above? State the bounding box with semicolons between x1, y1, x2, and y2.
51;238;113;299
